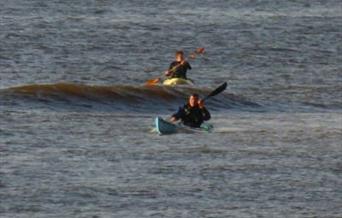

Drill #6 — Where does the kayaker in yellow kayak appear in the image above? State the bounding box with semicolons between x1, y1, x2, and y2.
165;50;192;80
170;93;211;128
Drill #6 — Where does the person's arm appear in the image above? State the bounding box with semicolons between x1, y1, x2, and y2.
165;62;178;76
170;106;185;122
170;116;178;122
201;107;211;121
198;100;210;121
186;61;192;70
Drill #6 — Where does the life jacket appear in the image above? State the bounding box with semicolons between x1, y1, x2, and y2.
169;61;191;79
181;104;209;128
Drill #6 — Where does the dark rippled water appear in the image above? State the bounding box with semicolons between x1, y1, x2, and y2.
1;0;342;217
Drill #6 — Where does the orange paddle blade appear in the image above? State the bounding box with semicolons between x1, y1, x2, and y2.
145;77;161;85
196;47;205;54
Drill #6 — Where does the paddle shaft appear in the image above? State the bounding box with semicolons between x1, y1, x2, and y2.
202;82;227;101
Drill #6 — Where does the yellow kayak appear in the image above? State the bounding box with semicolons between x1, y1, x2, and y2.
162;78;194;86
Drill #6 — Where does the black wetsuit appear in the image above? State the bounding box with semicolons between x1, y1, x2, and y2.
168;61;191;79
172;104;211;128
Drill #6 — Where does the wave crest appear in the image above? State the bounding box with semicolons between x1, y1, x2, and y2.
1;83;260;112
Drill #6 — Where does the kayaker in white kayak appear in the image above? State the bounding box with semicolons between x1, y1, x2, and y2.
170;93;211;128
164;50;192;80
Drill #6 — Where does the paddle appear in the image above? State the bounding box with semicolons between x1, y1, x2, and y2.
203;82;227;101
145;48;205;86
168;82;227;124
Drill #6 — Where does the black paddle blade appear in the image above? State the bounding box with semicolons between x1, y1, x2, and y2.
203;82;227;101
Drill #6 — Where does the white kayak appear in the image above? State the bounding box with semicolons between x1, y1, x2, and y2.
162;78;194;86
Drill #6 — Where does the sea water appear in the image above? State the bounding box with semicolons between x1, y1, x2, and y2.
1;0;342;217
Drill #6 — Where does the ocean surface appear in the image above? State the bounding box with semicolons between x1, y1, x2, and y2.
1;0;342;217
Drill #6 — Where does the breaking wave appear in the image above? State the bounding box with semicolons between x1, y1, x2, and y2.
0;83;260;112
